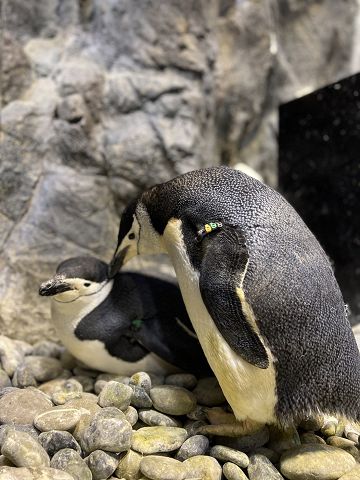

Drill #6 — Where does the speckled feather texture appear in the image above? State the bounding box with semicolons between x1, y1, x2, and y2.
139;166;360;426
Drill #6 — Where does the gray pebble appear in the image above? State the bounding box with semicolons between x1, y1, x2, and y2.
150;385;196;416
166;373;197;390
85;450;118;480
210;445;249;468
34;407;82;432
183;455;222;480
176;435;209;461
94;379;107;395
279;444;356;480
24;356;63;382
98;380;133;410
132;426;188;454
140;455;185;480
2;429;50;468
0;335;25;376
300;432;327;445
116;449;142;479
139;409;180;427
81;407;132;454
327;436;357;449
39;378;82;399
12;364;37;388
131;385;153;408
248;454;284;480
251;447;280;464
223;462;249;480
51;379;83;405
0;387;53;425
38;430;81;457
124;405;138;426
31;341;64;358
0;466;33;479
193;377;226;406
31;467;75;479
72;375;94;392
0;424;39;447
130;371;152;393
51;448;92;480
0;369;11;388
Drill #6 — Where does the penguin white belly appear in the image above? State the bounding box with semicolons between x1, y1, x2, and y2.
51;282;179;376
164;219;277;424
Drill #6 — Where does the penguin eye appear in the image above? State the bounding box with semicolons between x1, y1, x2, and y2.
128;232;135;240
83;282;91;287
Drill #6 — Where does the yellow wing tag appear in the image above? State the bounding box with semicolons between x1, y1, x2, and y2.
196;221;223;242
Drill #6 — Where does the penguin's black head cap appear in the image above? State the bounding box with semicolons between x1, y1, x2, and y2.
56;256;108;282
39;256;109;297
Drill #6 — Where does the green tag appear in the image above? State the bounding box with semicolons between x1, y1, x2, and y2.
132;319;143;330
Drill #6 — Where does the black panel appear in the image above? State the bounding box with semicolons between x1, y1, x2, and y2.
279;73;360;325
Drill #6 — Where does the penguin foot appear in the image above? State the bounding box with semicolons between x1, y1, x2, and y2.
345;423;360;444
196;419;263;437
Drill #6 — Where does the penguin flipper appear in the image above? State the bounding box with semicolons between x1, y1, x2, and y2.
199;225;269;369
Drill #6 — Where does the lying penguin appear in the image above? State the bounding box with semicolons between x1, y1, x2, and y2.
39;256;211;376
109;166;360;430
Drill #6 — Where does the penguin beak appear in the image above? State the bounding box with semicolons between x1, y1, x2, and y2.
39;275;74;296
108;246;130;278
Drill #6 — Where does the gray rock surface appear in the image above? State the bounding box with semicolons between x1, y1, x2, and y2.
1;0;359;341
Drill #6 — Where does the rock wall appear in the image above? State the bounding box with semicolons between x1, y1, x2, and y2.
1;0;359;341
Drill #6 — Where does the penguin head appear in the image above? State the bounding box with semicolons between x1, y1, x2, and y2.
108;167;247;277
109;197;166;277
39;256;109;303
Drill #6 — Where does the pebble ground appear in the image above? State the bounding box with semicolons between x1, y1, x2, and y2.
0;335;359;480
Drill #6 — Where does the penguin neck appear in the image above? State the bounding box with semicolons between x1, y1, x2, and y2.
51;280;114;340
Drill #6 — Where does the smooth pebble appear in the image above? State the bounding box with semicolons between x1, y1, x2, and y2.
132;426;188;454
150;385;196;415
280;444;356;480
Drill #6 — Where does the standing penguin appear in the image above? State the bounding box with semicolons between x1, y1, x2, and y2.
39;256;210;376
109;166;360;429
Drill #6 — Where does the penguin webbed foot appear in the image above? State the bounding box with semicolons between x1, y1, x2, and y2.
196;418;263;437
